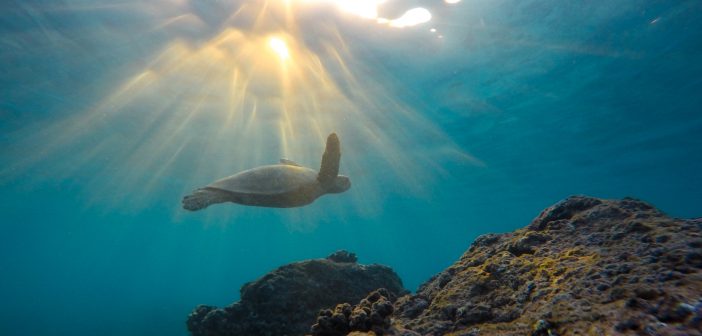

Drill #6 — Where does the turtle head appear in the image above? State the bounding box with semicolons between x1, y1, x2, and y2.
326;175;351;193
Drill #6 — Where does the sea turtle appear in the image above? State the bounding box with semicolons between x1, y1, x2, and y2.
182;133;351;210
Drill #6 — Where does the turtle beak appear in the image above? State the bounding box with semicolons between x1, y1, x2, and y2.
328;175;350;193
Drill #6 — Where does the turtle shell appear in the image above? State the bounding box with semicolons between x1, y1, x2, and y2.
207;164;318;195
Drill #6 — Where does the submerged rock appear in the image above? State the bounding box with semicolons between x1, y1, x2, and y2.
393;196;702;335
189;197;701;336
187;250;406;336
327;250;358;263
310;288;396;336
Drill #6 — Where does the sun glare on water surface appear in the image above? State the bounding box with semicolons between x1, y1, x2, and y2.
268;37;290;60
301;0;432;27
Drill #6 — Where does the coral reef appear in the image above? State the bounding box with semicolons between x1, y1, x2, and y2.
310;288;397;336
328;250;358;263
188;196;702;336
187;251;406;336
393;196;702;335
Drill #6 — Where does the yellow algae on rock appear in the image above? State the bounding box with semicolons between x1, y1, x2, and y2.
392;196;702;336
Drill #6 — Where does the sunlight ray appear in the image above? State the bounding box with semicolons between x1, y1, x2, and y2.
2;0;481;224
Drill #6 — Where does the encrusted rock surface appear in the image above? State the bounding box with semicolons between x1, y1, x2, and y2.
328;250;358;263
187;251;406;336
393;196;702;335
188;197;701;336
311;288;399;336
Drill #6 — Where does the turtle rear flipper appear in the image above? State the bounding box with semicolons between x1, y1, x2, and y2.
317;133;340;186
182;188;231;211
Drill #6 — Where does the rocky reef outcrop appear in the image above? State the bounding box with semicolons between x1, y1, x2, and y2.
187;196;702;336
393;196;702;335
187;250;406;336
310;288;397;336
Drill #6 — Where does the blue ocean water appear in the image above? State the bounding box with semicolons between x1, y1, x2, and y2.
1;1;701;335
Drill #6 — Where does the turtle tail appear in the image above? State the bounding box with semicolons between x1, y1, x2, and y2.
317;133;340;186
182;188;230;211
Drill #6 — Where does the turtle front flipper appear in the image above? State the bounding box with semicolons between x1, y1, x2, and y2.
317;133;340;186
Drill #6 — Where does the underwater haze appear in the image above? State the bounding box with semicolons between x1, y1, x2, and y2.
1;0;701;335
